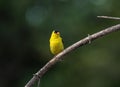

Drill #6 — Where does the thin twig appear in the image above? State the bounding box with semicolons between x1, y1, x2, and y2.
25;24;120;87
37;79;40;87
97;16;120;20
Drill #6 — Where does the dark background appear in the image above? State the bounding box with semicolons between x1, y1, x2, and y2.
0;0;120;87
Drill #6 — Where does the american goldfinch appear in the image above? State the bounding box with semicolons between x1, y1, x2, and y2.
49;30;64;55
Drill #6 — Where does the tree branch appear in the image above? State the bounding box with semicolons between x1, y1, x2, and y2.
25;24;120;87
97;16;120;20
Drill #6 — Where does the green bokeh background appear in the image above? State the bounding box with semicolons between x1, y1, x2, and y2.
0;0;120;87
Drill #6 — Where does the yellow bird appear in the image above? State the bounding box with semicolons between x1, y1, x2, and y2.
49;30;64;55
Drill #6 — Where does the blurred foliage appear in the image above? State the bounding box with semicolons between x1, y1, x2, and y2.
0;0;120;87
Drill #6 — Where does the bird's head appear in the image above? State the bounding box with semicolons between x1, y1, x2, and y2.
51;30;60;38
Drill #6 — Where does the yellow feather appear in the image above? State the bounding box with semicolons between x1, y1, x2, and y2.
49;30;64;55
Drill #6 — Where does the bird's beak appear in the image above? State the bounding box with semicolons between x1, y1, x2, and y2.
57;32;60;34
